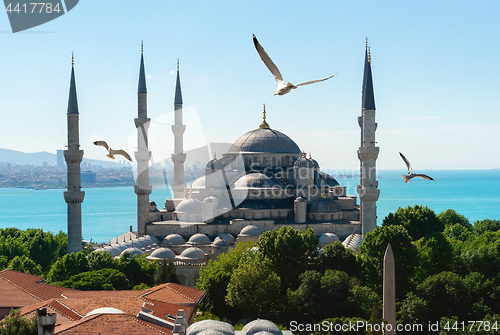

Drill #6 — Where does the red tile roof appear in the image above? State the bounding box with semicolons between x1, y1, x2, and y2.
141;283;205;305
55;313;172;334
0;269;77;304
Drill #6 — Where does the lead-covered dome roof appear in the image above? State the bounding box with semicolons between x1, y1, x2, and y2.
234;173;285;189
308;198;340;212
228;128;301;154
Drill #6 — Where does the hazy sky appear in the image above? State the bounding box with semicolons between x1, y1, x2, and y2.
1;0;499;171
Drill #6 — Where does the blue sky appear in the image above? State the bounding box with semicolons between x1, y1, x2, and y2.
1;0;499;170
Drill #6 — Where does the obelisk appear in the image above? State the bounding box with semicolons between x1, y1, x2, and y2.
383;243;396;334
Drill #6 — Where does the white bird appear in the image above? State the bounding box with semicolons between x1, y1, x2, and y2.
253;34;335;96
399;152;434;183
93;141;133;162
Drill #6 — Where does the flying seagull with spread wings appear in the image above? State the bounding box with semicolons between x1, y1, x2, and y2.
253;34;335;96
399;152;434;183
93;141;133;162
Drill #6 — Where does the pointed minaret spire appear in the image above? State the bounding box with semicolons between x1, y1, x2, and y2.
138;41;147;94
64;53;85;253
68;53;79;114
174;59;183;105
363;44;376;111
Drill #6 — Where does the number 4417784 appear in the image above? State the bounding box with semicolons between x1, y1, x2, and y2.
5;3;61;14
443;321;498;332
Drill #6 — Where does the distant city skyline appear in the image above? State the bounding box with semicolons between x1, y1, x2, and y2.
1;1;499;170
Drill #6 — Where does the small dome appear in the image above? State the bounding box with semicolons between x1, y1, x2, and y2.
241;319;282;335
130;239;149;248
294;154;319;168
187;320;235;335
84;307;125;318
192;175;206;188
179;247;205;259
308;198;340;212
176;198;202;213
238;200;270;209
206;157;224;170
148;247;176;259
318;232;340;246
212;237;229;247
94;248;107;253
294;196;306;203
187;233;211;245
342;233;362;253
149;201;157;206
143;235;159;244
239;225;262;237
162;234;185;246
228;128;301;154
120;247;144;258
234;173;285;189
218;233;235;244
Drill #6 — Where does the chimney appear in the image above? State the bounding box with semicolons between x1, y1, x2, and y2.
36;308;56;335
172;309;187;335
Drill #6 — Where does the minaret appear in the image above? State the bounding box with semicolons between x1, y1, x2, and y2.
171;60;186;199
357;42;380;238
64;54;85;254
134;42;152;236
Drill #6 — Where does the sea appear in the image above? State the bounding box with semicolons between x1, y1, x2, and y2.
0;169;499;244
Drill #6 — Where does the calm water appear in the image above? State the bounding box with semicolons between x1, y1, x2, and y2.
1;170;499;243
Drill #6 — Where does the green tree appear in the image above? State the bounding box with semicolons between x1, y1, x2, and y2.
22;229;59;271
226;255;281;321
356;225;417;300
58;268;130;290
7;255;42;276
117;253;157;288
438;209;471;229
414;232;453;283
0;309;37;335
457;231;500;278
473;219;500;235
319;242;356;275
87;251;118;271
382;205;444;241
196;242;253;322
444;223;472;242
156;259;179;285
46;252;89;283
256;226;318;292
0;236;29;267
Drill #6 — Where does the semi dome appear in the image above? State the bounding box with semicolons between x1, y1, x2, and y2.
234;173;285;189
176;198;202;213
318;232;340;246
192;175;206;188
148;247;176;259
241;319;282;335
228;128;301;154
179;247;205;259
316;171;340;187
187;320;235;335
294;154;319;168
308;198;340;212
162;233;185;246
187;233;211;245
206;157;224;170
239;224;262;237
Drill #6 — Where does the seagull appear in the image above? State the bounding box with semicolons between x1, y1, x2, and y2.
399;152;434;183
252;34;335;96
93;141;133;162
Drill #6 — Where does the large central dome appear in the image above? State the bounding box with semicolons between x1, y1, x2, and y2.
228;128;301;154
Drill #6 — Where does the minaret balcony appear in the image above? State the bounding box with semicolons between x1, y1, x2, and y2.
356;186;380;202
64;190;85;203
134;151;151;162
171;152;186;164
134;118;151;129
63;150;84;164
171;125;186;135
357;147;379;160
134;185;152;196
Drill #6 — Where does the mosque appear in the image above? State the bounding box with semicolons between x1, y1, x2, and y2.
65;42;379;286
